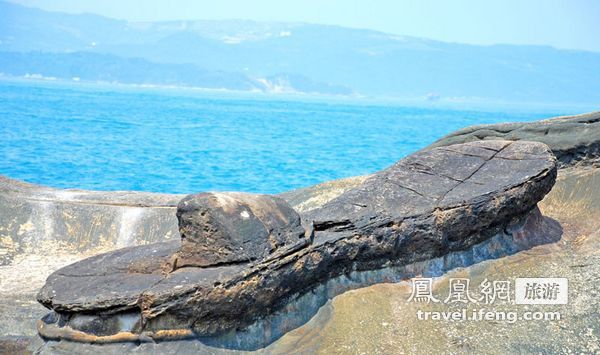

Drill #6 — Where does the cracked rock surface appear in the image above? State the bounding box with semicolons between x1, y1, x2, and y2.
429;110;600;168
175;192;308;268
36;140;557;338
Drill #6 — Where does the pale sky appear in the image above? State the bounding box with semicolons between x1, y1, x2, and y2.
9;0;600;52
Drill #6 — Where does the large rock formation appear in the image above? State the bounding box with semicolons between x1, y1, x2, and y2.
35;140;557;347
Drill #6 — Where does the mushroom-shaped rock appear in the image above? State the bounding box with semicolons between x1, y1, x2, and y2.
174;192;307;268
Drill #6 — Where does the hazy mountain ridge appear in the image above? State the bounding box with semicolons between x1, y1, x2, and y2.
0;51;259;90
1;1;599;103
0;51;353;95
0;2;352;94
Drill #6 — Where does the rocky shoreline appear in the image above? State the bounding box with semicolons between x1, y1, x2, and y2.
0;111;598;353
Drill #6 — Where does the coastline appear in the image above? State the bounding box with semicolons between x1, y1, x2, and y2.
1;76;596;114
0;111;598;353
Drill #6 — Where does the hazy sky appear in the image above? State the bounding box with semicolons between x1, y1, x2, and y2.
9;0;600;52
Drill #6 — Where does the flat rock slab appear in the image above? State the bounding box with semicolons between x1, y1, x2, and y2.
37;140;557;339
429;110;600;168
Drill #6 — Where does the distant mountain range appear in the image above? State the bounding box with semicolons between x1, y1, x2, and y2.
1;1;599;103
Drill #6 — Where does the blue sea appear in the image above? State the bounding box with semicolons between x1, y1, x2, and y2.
0;79;586;194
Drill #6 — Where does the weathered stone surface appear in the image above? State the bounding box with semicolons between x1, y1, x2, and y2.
278;111;600;215
175;192;308;268
306;140;556;256
35;140;557;345
429;110;600;168
0;175;183;348
0;175;182;266
278;175;370;213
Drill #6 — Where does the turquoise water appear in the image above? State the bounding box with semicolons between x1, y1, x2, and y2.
0;80;576;194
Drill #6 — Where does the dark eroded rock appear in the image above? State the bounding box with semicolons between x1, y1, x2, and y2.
36;140;557;346
429;110;600;168
175;192;308;268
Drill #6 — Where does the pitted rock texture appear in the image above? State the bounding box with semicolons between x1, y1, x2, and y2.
175;192;307;268
429;110;600;168
36;140;557;340
305;140;556;258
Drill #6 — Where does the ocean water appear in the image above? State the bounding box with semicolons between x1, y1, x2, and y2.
0;79;577;194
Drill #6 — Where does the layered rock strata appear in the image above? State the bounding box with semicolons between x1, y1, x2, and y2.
36;140;557;346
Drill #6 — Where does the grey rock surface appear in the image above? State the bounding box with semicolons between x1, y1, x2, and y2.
0;175;182;266
429;110;600;168
278;175;370;213
276;111;600;215
35;140;557;343
175;192;308;268
0;175;183;350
